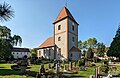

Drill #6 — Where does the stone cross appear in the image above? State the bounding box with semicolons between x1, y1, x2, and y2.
56;63;60;74
69;61;72;70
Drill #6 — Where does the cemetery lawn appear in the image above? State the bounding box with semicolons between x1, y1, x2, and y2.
0;63;95;78
73;67;95;78
3;63;120;78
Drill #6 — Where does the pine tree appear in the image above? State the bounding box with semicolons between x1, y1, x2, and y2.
107;25;120;60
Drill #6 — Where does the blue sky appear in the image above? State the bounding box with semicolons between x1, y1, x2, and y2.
0;0;120;48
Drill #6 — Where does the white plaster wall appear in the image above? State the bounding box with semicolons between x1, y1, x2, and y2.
55;19;68;60
55;19;67;34
12;52;30;59
37;47;54;59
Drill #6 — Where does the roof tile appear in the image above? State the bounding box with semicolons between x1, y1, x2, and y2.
70;46;80;52
53;7;78;25
39;37;55;49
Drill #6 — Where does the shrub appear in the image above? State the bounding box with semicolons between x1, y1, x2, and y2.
100;65;109;74
78;59;85;67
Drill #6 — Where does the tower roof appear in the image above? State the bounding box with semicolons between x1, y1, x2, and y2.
53;7;78;25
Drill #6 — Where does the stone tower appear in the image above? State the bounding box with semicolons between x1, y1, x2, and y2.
53;7;79;60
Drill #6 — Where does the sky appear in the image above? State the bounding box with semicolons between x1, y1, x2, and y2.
0;0;120;48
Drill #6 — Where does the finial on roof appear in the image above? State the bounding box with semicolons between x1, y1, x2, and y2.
65;0;68;7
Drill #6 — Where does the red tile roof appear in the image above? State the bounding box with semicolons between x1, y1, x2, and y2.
70;46;80;52
39;37;55;49
53;7;78;25
12;47;30;52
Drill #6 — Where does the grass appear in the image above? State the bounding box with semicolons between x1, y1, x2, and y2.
0;63;97;78
0;63;38;78
73;67;95;78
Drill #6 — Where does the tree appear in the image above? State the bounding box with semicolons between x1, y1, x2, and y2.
30;48;37;58
87;38;97;48
97;42;106;57
0;25;22;59
12;35;22;46
0;2;18;60
107;26;120;60
78;40;82;50
85;48;94;60
83;41;87;49
0;2;14;22
0;39;12;59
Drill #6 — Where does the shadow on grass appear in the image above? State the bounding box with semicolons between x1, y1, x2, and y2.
71;75;85;77
0;69;38;77
0;67;4;68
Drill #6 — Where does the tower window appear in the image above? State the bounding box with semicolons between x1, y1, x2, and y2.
58;37;61;41
58;48;61;55
72;25;74;31
72;37;74;42
71;53;72;57
58;25;61;30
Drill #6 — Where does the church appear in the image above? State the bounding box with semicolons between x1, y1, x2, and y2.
37;6;81;60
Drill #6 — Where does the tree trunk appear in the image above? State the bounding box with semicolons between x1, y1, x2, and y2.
119;56;120;62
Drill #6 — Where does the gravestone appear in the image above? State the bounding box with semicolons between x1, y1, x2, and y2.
95;68;98;78
36;64;47;78
56;63;60;74
40;64;45;73
98;67;100;74
69;61;72;70
64;65;67;71
73;62;76;67
53;59;56;68
48;63;51;69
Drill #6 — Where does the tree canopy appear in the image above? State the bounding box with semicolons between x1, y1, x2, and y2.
97;42;105;57
107;26;120;58
0;2;22;59
78;37;106;58
0;2;14;22
0;25;22;59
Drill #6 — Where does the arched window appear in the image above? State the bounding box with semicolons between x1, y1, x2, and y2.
72;37;74;42
72;25;74;31
58;48;61;55
58;25;61;30
71;53;73;57
58;37;61;41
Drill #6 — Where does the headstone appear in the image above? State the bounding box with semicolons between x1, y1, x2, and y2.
53;59;56;68
64;65;67;71
95;68;98;78
56;63;60;74
40;64;45;73
48;63;51;69
69;62;72;70
98;67;100;74
73;62;76;67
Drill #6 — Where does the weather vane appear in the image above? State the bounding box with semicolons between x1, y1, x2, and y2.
65;0;68;7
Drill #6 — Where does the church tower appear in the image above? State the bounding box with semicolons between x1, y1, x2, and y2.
53;7;79;60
